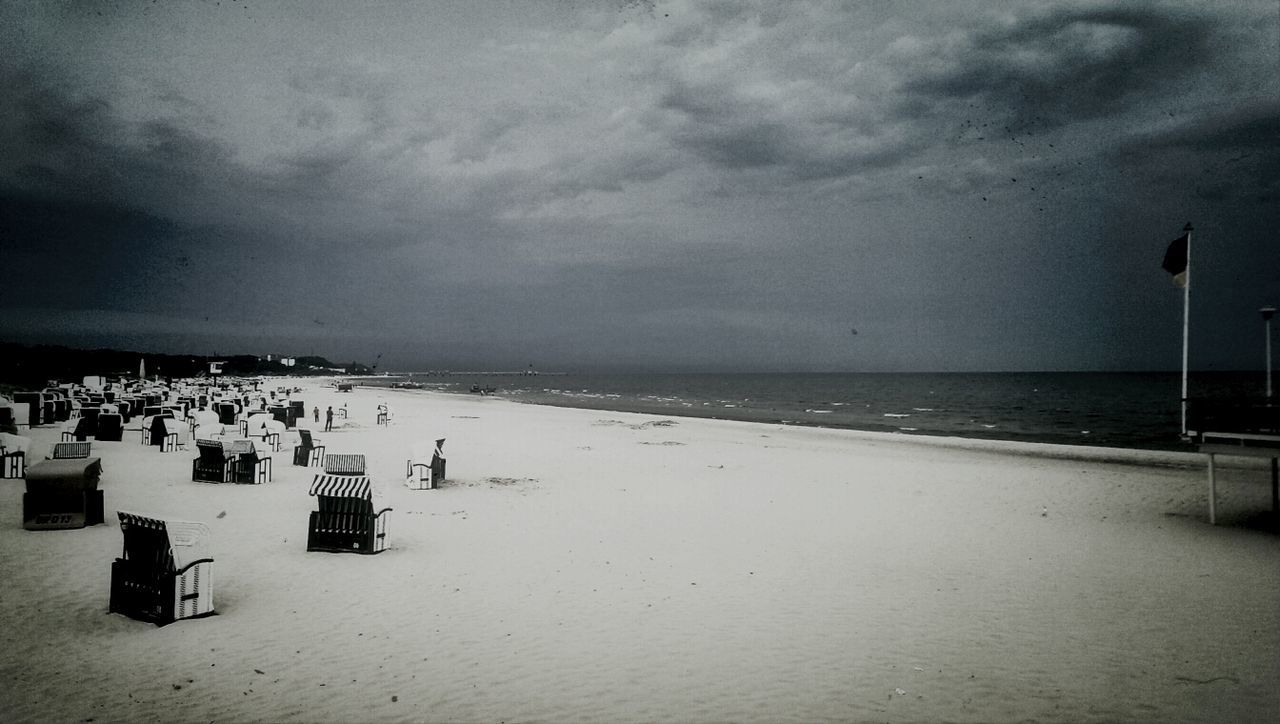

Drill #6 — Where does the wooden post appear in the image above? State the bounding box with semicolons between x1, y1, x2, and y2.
1272;457;1278;514
1207;453;1217;525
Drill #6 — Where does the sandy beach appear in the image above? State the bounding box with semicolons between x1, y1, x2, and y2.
2;379;1278;723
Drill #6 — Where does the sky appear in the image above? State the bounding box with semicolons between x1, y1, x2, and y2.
1;0;1277;373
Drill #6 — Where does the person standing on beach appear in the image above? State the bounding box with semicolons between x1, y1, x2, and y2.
325;406;333;432
314;406;319;423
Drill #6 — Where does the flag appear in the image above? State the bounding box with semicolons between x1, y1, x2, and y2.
1162;233;1188;288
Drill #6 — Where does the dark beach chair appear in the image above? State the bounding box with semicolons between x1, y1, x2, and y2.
287;401;305;429
269;406;290;429
405;438;446;490
22;456;104;530
306;473;391;554
109;512;214;625
233;443;272;484
215;402;237;426
293;429;326;467
95;412;124;441
51;398;71;422
191;439;235;483
0;406;17;435
66;415;96;442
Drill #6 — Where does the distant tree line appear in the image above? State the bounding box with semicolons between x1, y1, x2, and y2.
0;342;371;388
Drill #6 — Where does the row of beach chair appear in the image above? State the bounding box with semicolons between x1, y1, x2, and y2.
11;415;450;625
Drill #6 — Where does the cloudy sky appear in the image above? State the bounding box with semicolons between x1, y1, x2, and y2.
2;0;1276;372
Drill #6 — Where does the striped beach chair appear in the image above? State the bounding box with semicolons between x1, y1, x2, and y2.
307;464;390;554
109;512;214;625
323;453;365;475
51;441;91;459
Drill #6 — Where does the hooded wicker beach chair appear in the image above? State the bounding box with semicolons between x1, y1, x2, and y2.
215;401;238;426
22;455;104;529
192;439;235;483
405;438;446;490
293;428;326;467
146;416;187;452
1;432;30;478
231;440;272;484
259;419;285;452
307;454;389;553
109;512;214;625
13;392;45;427
241;411;271;439
0;405;18;435
96;412;124;442
65;414;96;442
269;405;290;429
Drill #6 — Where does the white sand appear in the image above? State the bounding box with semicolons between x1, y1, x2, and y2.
2;380;1278;723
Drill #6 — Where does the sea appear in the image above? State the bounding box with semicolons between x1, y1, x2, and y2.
371;371;1272;452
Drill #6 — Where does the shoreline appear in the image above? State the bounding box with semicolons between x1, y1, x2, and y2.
371;382;1205;460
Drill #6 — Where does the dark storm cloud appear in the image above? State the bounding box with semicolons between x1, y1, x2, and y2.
656;80;921;180
1112;101;1280;202
898;4;1221;127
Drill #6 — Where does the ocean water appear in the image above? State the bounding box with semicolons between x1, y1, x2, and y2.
380;371;1270;451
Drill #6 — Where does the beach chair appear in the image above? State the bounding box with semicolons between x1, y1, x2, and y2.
288;401;305;428
293;429;326;467
147;417;187;452
50;398;71;422
1;433;30;478
0;405;17;435
51;441;92;459
96;412;124;442
307;472;391;554
259;420;284;452
22;456;104;530
405;438;446;490
109;512;214;625
64;415;93;442
192;439;235;483
13;393;45;426
376;404;390;426
323;453;366;476
215;402;238;426
233;442;272;484
269;406;290;429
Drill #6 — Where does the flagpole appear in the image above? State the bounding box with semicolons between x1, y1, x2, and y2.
1181;222;1192;438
